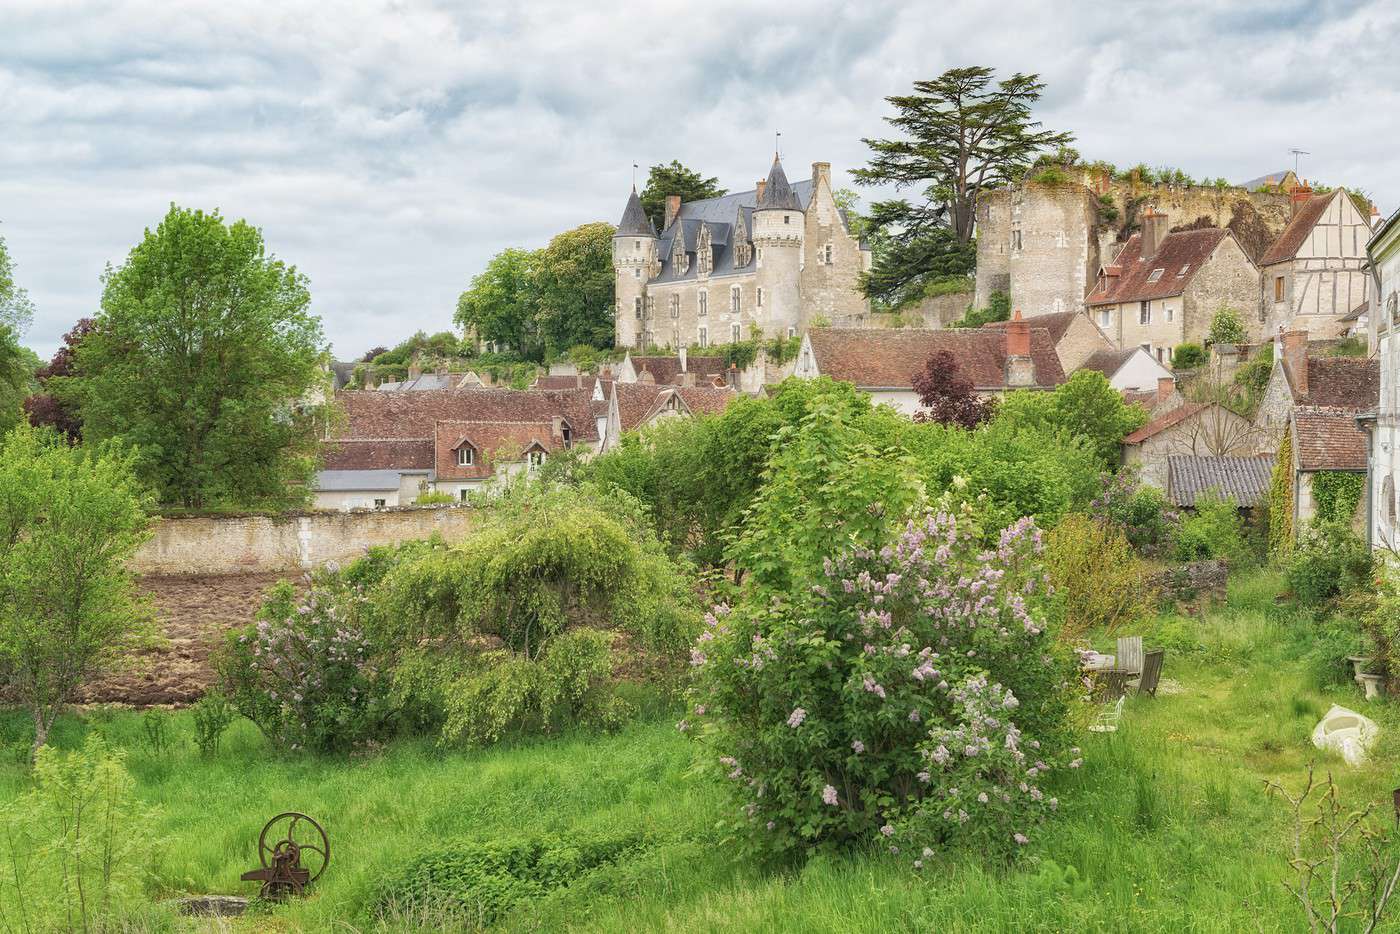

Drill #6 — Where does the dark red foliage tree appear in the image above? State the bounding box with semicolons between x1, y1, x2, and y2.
24;316;94;442
911;349;995;428
359;346;389;363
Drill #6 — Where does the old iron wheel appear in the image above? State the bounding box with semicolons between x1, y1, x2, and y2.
257;812;330;884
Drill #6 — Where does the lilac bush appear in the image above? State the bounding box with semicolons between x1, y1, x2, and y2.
688;504;1077;860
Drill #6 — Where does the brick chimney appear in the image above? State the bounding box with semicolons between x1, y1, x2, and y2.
1156;376;1176;404
681;371;696;388
1291;181;1314;218
811;162;831;189
1004;310;1037;387
1140;207;1167;261
664;195;681;230
637;365;654;385
756;179;767;202
1281;328;1309;396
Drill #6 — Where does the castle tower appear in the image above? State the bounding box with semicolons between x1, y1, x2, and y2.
752;155;805;338
613;187;656;348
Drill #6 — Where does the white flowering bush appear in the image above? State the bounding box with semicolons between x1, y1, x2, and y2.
686;505;1078;861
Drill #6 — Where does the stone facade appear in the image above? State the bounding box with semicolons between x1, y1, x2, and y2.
1367;209;1400;551
1261;188;1372;339
1123;404;1261;488
614;158;869;350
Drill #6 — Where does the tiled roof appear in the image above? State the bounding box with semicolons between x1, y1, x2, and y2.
1123;402;1209;444
323;438;434;471
1293;406;1368;471
1122;389;1158;409
806;328;1065;391
334;388;601;444
434;420;560;481
1079;348;1137;378
612;384;737;432
315;469;406;492
1259;192;1335;267
1302;356;1378;409
1167;455;1276;507
982;310;1081;344
630;355;728;386
1086;228;1230;306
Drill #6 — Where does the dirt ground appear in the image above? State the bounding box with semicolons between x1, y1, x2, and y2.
78;572;294;707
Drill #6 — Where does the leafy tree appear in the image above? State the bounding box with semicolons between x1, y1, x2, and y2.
0;426;154;755
948;289;1011;328
534;222;615;356
1207;306;1246;346
854;67;1072;302
911;349;995;428
0;327;33;433
996;370;1147;469
359;345;388;363
454;248;540;359
0;233;36;334
639;161;725;230
23;317;93;442
1172;343;1206;369
67;205;327;509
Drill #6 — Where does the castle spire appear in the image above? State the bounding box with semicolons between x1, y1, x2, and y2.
616;187;655;237
757;153;801;210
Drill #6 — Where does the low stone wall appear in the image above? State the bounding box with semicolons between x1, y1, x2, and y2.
131;505;474;576
1149;558;1229;609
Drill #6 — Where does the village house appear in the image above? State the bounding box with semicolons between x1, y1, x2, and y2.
980;309;1114;374
599;383;738;453
1076;346;1175;394
1166;454;1275;511
1364;206;1400;551
1254;329;1378;450
792;313;1065;416
1289;405;1369;528
1258;186;1372;339
1085;210;1261;363
614;156;871;351
1121;402;1260;489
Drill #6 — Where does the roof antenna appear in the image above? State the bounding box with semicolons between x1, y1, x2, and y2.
1289;148;1309;175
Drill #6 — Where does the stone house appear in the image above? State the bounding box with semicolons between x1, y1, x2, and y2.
1258;186;1372;339
614;156;871;351
1364;206;1400;550
1121;402;1260;489
1288;405;1369;527
599;383;738;453
1085;211;1262;363
980;309;1114;374
1254;329;1379;451
1077;346;1175;393
793;313;1065;416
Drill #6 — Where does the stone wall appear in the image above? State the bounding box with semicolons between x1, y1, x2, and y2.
131;505;475;576
1148;558;1229;608
1185;234;1264;342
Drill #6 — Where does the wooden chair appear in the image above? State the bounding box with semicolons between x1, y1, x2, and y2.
1136;649;1165;697
1116;636;1144;677
1092;668;1133;702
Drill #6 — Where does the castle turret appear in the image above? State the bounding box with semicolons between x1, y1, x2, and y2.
614;187;656;349
752;155;805;338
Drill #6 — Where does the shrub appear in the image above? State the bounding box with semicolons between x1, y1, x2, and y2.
1174;492;1246;563
1207;307;1246;346
1171;343;1206;369
994;370;1147;470
1269;429;1295;555
413;491;455;505
1044;515;1155;639
1236;343;1275;395
217;572;390;753
1286;519;1373;606
1087;467;1178;553
191;690;236;757
140;709;173;756
689;505;1077;862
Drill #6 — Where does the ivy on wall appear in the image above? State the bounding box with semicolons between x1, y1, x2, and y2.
1312;470;1365;525
1268;427;1295;557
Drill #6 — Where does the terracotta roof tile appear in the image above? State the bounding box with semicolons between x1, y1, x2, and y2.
333;388;600;444
982;310;1080;344
433;420;560;481
1260;193;1335;267
323;438;434;471
1080;348;1137;378
1293;406;1368;471
806;328;1065;391
1302;356;1378;409
1123;402;1209;444
1086;228;1231;306
630;355;727;385
611;384;737;431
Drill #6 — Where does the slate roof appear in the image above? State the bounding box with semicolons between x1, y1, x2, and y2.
1293;406;1368;471
1259;192;1335;267
433;420;561;481
315;469;407;492
323;438;435;471
1302;356;1379;409
334;389;601;444
616;188;656;237
1122;402;1209;445
1079;348;1137;379
806;327;1065;391
757;156;803;210
981;310;1082;344
1240;170;1296;190
1167;455;1275;507
1086;228;1231;306
649;179;814;285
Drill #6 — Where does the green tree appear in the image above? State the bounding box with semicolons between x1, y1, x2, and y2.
639;161;725;230
454;248;540;359
67;205;327;509
0;233;36;334
0;426;154;754
996;369;1147;469
0;327;35;433
534;222;616;356
1207;306;1246;346
854;67;1072;302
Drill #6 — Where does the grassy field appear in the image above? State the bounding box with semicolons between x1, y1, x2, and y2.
2;569;1398;932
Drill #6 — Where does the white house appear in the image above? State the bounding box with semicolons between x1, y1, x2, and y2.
1077;346;1175;393
1365;207;1400;549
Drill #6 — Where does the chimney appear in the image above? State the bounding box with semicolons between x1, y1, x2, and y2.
756;179;767;202
637;365;655;385
664;195;681;230
811;162;831;189
1156;376;1176;404
679;345;688;372
1140;207;1167;261
576;373;584;389
1281;328;1309;396
1291;181;1314;218
407;364;422;380
1004;310;1037;387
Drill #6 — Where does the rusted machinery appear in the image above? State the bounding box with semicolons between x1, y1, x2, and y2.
240;812;330;899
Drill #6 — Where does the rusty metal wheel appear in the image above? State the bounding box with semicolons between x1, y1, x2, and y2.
257;811;330;885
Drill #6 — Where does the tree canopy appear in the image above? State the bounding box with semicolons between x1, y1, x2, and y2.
911;350;996;428
639;161;726;230
64;205;327;510
0;233;36;335
854;67;1071;305
995;369;1147;469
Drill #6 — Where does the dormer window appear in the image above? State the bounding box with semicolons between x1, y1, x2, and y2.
666;394;680;412
561;426;572;449
1177;264;1190;277
457;446;474;467
1147;268;1165;282
528;450;546;468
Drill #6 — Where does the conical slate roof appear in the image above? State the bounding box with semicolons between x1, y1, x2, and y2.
616;187;656;236
757;155;802;211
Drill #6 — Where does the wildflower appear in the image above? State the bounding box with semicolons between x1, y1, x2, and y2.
1014;833;1029;845
922;847;934;858
913;859;923;869
766;821;775;831
879;824;894;837
852;739;865;754
977;792;989;804
694;704;706;715
822;784;839;805
908;709;921;723
787;707;808;728
676;720;690;732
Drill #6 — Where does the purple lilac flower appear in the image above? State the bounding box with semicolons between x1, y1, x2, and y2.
852;739;865;754
787;707;807;728
822;784;839;805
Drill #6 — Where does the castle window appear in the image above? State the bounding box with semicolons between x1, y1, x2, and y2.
670;294;679;319
698;327;708;348
698;292;708;316
1011;230;1022;251
731;323;742;342
633;268;640;279
1139;301;1151;325
1146;268;1164;283
457;446;474;467
731;286;741;314
757;287;764;308
823;242;833;264
784;215;791;224
646;296;655;319
634;297;642;319
634;240;640;251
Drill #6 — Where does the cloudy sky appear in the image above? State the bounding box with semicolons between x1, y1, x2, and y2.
3;0;1397;359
